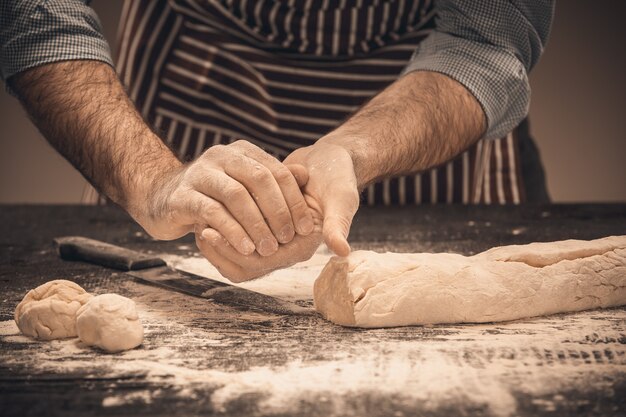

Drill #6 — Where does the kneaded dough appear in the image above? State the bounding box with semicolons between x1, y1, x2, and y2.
314;236;626;327
76;293;144;352
14;279;93;340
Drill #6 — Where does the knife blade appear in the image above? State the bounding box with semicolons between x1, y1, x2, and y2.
54;236;314;316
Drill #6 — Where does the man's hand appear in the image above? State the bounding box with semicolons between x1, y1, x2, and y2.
195;213;323;282
283;143;360;257
10;61;314;257
133;140;315;256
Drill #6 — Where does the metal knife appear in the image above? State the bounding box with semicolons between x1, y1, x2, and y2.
54;236;313;316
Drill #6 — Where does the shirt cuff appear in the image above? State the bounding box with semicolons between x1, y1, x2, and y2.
403;31;530;140
1;0;113;87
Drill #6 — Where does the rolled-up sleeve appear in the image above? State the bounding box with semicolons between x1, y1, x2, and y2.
403;1;555;139
0;0;113;83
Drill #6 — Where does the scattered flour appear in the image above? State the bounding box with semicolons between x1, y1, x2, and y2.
2;248;625;416
0;319;20;336
161;245;333;301
102;390;154;407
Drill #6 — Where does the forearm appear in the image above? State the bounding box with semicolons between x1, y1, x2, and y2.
319;70;486;188
9;60;180;212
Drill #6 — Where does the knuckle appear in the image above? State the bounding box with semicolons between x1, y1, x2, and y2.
271;207;291;222
230;139;248;148
273;167;294;184
289;198;309;213
213;215;229;230
250;166;272;183
184;166;211;188
250;219;271;235
200;201;221;220
201;145;225;160
210;215;233;234
222;183;248;201
229;141;255;156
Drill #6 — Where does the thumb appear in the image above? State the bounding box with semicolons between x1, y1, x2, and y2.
322;190;359;257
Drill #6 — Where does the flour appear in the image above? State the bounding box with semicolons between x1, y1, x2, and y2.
3;309;623;416
2;261;625;416
161;245;333;302
0;319;19;335
2;335;37;343
102;390;154;407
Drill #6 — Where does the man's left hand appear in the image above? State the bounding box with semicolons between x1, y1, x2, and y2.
284;142;360;257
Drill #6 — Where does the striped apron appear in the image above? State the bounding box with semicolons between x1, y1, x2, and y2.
84;0;525;205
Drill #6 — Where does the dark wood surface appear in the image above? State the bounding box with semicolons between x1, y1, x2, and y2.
1;204;625;417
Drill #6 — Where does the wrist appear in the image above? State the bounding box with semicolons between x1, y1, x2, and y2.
122;142;183;223
316;131;376;190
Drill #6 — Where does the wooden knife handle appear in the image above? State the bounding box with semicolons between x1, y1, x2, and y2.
54;236;166;271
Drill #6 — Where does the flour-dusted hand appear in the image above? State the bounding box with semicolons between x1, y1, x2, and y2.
195;218;323;282
192;141;357;280
132;140;314;257
284;143;360;257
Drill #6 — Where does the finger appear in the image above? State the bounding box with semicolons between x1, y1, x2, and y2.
195;231;255;282
201;227;267;273
321;190;360;257
203;225;322;274
178;192;256;256
273;164;315;237
231;142;314;237
285;164;315;235
192;170;278;257
285;163;308;188
223;155;296;244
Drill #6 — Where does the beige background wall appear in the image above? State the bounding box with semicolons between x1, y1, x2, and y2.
1;1;624;203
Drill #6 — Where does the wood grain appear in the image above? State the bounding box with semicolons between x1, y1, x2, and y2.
1;205;625;417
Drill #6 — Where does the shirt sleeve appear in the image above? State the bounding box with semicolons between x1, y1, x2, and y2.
403;0;555;139
0;0;113;85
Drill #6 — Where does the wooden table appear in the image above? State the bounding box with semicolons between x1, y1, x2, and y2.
1;204;625;417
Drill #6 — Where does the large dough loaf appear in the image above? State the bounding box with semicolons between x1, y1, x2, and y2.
313;236;626;327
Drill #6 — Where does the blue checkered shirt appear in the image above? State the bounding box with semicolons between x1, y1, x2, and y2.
0;0;554;139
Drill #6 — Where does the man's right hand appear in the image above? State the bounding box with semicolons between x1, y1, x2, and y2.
10;62;312;258
131;140;314;257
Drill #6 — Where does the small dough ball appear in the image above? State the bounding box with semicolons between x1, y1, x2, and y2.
76;294;144;352
14;279;93;340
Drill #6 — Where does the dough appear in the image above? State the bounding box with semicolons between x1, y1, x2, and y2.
314;236;626;327
76;293;144;352
14;280;93;340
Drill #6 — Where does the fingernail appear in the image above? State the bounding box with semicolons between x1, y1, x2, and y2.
240;237;255;255
297;216;314;235
278;224;294;243
258;237;277;256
